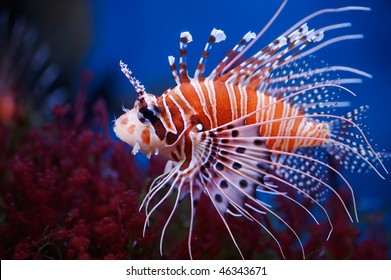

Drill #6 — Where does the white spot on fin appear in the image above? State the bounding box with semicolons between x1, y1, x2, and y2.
168;55;175;65
211;28;226;43
243;31;256;42
313;31;324;42
180;31;193;43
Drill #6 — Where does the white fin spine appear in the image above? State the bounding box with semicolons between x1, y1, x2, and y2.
168;55;180;85
179;31;193;82
209;31;256;79
194;28;226;80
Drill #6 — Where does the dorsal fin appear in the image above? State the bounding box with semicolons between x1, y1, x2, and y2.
179;31;192;83
219;24;325;86
209;6;370;91
208;31;256;80
194;28;226;81
219;0;289;76
168;56;180;85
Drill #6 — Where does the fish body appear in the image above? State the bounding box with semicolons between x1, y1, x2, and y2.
113;1;388;259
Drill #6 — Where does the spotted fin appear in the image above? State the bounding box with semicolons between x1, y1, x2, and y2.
328;106;389;176
270;147;331;203
194;118;341;218
263;55;370;114
190;117;342;258
195;128;272;216
192;128;293;259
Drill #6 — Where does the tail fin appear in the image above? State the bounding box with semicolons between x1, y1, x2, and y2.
327;106;389;177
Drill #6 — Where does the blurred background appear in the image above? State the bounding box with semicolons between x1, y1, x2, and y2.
1;0;390;256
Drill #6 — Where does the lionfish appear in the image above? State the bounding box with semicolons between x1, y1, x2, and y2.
113;0;388;259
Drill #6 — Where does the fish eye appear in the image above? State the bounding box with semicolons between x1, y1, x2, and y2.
138;106;159;124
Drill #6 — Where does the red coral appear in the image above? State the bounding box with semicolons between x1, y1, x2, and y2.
0;93;152;259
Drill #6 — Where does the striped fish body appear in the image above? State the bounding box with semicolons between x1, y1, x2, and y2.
114;1;388;259
159;80;329;157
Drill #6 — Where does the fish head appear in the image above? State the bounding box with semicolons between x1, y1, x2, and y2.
114;93;165;157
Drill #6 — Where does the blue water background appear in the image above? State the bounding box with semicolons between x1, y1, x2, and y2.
83;0;391;252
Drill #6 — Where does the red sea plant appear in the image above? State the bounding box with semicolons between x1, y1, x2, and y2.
0;66;169;258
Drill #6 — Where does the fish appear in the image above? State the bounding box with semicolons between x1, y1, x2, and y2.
113;0;389;259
